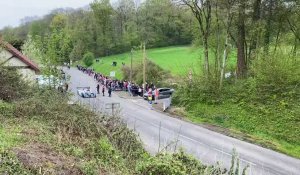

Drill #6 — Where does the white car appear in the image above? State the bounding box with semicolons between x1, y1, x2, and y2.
36;75;64;89
143;88;174;100
77;87;96;98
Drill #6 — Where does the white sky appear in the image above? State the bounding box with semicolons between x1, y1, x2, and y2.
0;0;95;29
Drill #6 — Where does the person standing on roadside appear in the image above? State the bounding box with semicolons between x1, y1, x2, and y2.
148;88;153;109
102;84;105;96
128;82;132;96
154;87;159;104
65;82;69;92
108;86;112;97
96;84;100;94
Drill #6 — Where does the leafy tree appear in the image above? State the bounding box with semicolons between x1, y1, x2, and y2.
0;67;30;102
91;0;114;56
178;0;212;76
83;52;95;67
21;35;43;64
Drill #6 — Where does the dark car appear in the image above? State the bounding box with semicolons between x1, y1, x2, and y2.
143;88;174;100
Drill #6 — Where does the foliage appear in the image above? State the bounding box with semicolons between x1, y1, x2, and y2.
0;101;14;117
21;35;43;64
137;151;205;175
250;52;300;102
137;149;248;175
0;67;30;102
121;59;171;85
69;40;86;61
1;0;194;59
0;151;32;175
83;52;95;67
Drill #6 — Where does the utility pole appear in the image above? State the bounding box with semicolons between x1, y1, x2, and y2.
143;43;146;95
130;48;133;82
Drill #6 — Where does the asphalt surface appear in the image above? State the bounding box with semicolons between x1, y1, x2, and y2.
65;68;300;175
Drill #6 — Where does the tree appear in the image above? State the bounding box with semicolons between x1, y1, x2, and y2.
176;0;212;76
21;35;43;64
91;0;114;56
69;40;86;61
236;0;247;78
83;52;95;67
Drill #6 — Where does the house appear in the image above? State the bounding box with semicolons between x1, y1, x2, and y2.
0;38;40;81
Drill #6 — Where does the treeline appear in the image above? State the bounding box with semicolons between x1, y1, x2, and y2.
175;0;300;80
0;0;194;62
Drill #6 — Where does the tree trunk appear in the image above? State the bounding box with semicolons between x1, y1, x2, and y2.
248;0;261;59
203;35;210;76
220;5;232;89
264;0;274;53
220;36;229;88
236;1;247;78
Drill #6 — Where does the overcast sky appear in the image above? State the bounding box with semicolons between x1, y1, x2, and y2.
0;0;95;29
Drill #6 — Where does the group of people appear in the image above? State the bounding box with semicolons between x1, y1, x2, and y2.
77;65;112;97
76;65;159;103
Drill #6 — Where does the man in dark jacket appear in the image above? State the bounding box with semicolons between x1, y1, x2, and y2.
108;86;112;97
96;84;100;94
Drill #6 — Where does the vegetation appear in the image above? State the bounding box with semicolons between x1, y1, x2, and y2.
83;52;95;67
173;51;300;158
1;0;194;61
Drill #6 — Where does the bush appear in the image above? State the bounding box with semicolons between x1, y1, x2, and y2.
0;67;30;102
0;101;14;117
0;151;32;174
137;150;209;175
172;74;222;106
83;52;95;67
121;60;171;86
250;52;300;103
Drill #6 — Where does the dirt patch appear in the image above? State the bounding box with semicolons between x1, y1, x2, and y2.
13;143;83;175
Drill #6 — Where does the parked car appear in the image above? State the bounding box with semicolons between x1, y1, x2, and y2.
77;87;97;98
143;88;174;100
36;75;64;89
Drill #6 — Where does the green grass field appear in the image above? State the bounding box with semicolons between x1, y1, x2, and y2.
91;46;236;79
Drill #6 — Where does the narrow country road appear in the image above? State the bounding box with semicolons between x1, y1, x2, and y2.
65;68;300;175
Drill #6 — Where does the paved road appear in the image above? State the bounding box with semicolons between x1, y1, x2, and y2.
65;68;300;175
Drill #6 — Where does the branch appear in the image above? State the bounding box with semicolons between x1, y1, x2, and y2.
287;18;300;41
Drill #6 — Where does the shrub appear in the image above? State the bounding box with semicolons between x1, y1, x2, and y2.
137;150;206;175
121;60;171;86
83;52;95;67
0;151;32;174
0;67;30;102
0;101;14;117
250;52;300;103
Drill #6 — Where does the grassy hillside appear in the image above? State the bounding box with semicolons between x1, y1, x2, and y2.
91;46;236;79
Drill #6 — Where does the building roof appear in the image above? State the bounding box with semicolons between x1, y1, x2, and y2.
0;39;40;72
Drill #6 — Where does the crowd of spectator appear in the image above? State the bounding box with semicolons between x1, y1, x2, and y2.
76;65;156;98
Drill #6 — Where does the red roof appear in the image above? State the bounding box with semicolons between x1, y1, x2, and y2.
1;39;40;72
